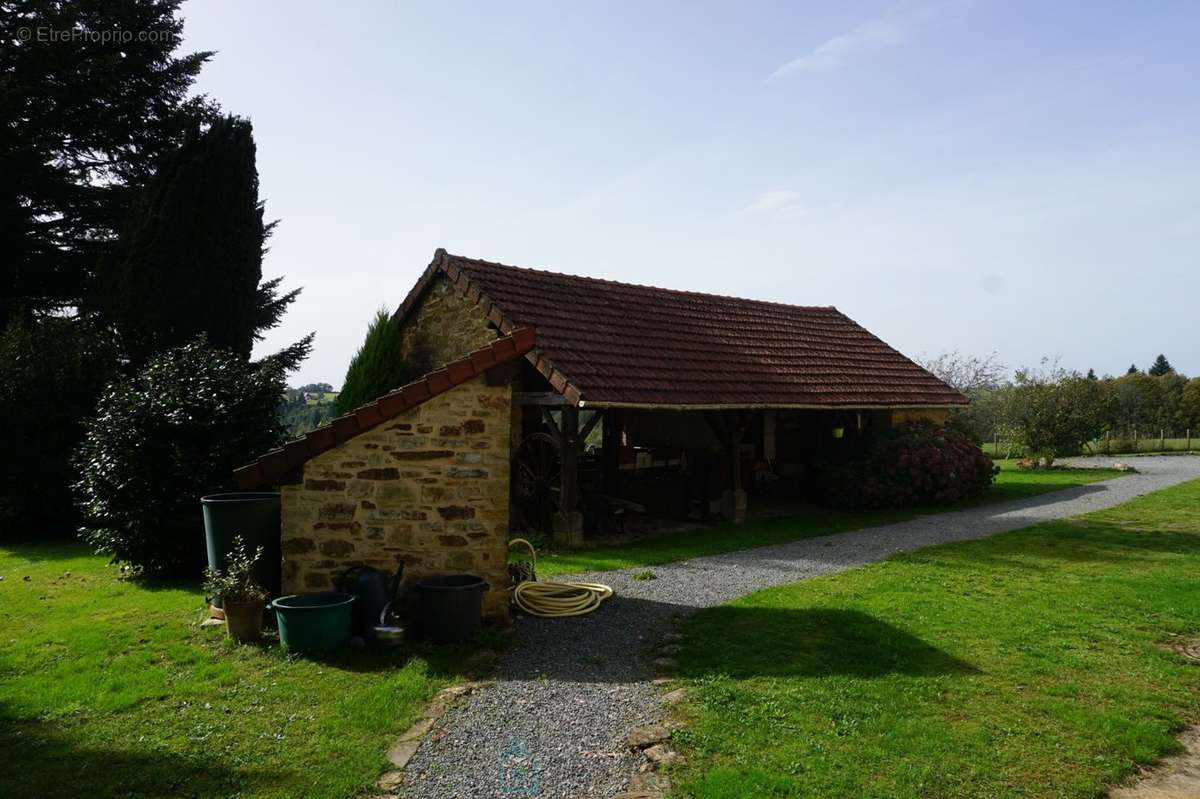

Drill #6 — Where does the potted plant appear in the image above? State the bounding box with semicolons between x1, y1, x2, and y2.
203;536;267;643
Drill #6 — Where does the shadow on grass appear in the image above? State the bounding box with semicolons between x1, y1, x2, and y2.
502;597;974;683
0;540;97;564
0;704;283;799
921;522;1200;572
933;480;1111;512
294;640;481;678
682;607;978;680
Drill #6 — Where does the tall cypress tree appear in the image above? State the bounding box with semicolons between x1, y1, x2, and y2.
336;309;412;414
98;116;310;367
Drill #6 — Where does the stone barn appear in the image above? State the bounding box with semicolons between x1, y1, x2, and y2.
235;249;966;621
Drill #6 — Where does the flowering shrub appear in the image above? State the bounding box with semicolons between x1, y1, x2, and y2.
821;421;998;509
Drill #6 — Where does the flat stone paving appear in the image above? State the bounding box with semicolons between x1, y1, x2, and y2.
400;456;1200;798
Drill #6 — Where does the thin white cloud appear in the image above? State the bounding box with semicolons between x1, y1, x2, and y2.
769;13;910;80
739;190;806;218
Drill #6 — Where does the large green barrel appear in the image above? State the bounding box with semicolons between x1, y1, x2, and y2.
201;492;282;602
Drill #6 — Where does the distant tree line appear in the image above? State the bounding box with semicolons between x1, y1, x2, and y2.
921;352;1200;464
279;385;339;436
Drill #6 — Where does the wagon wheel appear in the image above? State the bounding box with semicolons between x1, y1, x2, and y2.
512;432;561;535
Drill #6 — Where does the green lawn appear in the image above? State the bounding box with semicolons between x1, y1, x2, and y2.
0;543;475;799
535;461;1122;575
669;478;1200;798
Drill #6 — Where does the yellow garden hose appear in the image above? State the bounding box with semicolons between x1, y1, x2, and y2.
512;580;614;617
508;538;614;618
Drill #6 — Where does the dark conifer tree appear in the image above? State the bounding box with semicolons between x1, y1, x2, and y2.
98;116;311;368
1;0;216;323
1127;363;1140;375
336;309;412;414
1148;354;1174;377
1;0;215;531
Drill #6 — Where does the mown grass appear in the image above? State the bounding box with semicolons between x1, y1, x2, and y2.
0;543;475;799
534;461;1121;575
669;479;1200;798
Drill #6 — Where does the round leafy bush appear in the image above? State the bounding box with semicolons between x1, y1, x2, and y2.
822;421;998;509
75;339;286;575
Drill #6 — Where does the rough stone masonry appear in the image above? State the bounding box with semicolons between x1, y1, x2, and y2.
279;374;513;620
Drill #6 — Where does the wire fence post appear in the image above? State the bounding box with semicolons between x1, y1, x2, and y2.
1188;428;1192;453
1133;426;1138;454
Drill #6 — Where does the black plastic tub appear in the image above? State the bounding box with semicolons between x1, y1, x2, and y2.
415;575;490;643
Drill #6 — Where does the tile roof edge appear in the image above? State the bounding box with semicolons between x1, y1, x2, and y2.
233;326;536;490
824;306;969;405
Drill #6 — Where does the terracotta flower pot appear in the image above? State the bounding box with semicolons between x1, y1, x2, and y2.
223;598;265;643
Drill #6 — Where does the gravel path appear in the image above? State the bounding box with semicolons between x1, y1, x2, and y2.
401;456;1200;798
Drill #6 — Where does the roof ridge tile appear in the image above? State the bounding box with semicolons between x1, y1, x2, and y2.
444;250;838;313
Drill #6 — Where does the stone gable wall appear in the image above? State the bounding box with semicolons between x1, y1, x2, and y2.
398;273;496;376
280;375;511;620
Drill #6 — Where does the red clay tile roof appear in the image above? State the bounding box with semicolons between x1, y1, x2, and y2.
234;328;535;489
401;249;966;409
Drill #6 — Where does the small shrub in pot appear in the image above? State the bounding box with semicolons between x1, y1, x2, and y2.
203;536;267;643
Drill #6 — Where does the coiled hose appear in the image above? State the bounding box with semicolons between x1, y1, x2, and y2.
508;538;614;618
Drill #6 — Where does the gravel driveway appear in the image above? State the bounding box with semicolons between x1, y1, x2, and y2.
400;456;1200;798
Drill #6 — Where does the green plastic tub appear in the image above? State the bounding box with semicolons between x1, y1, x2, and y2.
271;592;356;653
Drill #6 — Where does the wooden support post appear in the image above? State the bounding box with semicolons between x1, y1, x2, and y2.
709;410;751;524
601;409;623;496
729;429;743;491
1161;428;1166;453
540;408;561;441
763;410;777;462
552;406;584;547
700;411;752;524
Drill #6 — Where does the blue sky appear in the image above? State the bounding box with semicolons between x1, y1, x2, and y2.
181;1;1200;386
